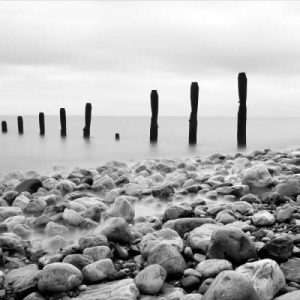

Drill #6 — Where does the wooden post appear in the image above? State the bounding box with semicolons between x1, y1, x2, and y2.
115;133;120;141
150;90;158;142
237;72;247;148
189;82;199;144
17;116;23;134
60;108;67;137
1;121;7;133
39;112;45;136
83;103;92;138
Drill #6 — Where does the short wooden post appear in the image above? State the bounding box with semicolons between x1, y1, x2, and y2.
115;133;120;141
237;72;247;148
60;108;67;137
39;112;45;136
83;103;92;138
150;90;158;142
189;82;199;144
1;121;7;133
17;116;23;134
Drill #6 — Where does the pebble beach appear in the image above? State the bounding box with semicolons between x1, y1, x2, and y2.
1;148;300;300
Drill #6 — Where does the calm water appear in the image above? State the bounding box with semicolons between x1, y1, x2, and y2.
0;116;300;173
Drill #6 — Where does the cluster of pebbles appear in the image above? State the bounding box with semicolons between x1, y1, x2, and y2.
1;148;300;299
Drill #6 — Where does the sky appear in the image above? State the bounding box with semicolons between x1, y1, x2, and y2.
1;1;300;116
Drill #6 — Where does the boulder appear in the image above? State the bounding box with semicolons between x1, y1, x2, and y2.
15;179;42;194
280;258;300;284
44;221;68;237
196;259;232;278
202;270;260;300
62;254;94;271
38;262;83;293
163;205;193;221
241;164;273;188
83;246;112;261
78;234;108;250
107;196;135;222
134;264;167;295
275;179;300;198
207;227;257;266
252;211;275;226
236;259;286;300
62;209;84;226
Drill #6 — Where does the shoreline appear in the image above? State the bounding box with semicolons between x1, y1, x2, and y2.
0;148;300;299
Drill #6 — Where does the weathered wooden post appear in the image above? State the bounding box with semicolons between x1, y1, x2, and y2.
39;112;45;136
189;82;199;144
17;116;23;134
115;133;120;141
83;103;92;138
237;72;247;148
150;90;158;142
1;121;7;133
60;108;67;137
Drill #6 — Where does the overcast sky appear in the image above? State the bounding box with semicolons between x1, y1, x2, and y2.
1;1;300;116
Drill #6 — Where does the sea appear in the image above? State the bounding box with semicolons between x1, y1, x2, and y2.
0;115;300;174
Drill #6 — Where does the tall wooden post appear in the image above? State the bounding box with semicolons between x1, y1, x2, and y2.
60;108;67;137
39;112;45;136
189;82;199;144
1;121;7;133
150;90;158;143
237;72;247;148
115;133;120;141
83;103;92;138
17;116;23;134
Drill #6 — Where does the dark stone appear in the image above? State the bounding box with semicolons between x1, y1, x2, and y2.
198;278;214;295
82;177;93;186
262;192;287;206
62;254;93;271
15;179;42;194
181;275;201;292
259;234;294;262
152;185;175;199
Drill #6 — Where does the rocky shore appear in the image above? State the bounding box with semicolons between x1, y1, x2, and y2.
1;148;300;299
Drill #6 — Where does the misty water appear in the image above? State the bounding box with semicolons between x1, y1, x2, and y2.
0;115;300;173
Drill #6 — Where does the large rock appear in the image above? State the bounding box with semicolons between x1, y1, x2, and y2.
140;228;184;258
252;210;275;226
163;218;216;237
163;205;193;221
196;259;232;278
134;264;167;295
83;246;112;261
274;290;300;300
187;223;223;253
15;178;42;194
107;196;135;222
207;227;257;266
236;259;286;300
259;234;293;262
78;234;108;250
62;209;84;226
73;278;139;300
241;164;273;188
202;270;260;300
275;179;300;198
38;262;83;293
147;243;186;277
82;258;116;283
63;254;94;271
94;217;132;244
280;257;300;284
5;264;40;298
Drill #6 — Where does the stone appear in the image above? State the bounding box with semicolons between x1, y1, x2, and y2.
207;227;257;266
202;270;260;300
44;221;68;237
275;179;300;198
196;259;233;278
259;234;293;262
0;207;22;222
82;258;116;283
93;175;115;191
78;234;108;250
26;198;47;215
134;264;167;295
215;210;238;224
42;178;58;190
63;254;94;271
181;275;201;292
5;264;40;297
94;217;132;244
2;190;19;204
73;278;139;300
252;211;275;226
182;293;203;300
12;194;31;209
83;246;112;261
241;164;273;188
38;262;83;293
43;235;68;253
231;201;254;215
62;208;84;226
187;223;223;253
57;179;76;194
236;259;286;300
152;185;175;199
147;243;186;277
263;192;286;206
276;207;295;223
163;205;193;221
199;278;214;295
107;196;135;222
15;178;43;194
280;258;300;284
240;194;261;204
274;290;300;300
23;292;45;300
163;218;216;237
140;228;184;258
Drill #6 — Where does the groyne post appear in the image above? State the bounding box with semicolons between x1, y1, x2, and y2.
60;108;67;137
17;116;23;134
83;103;92;138
1;121;7;133
115;133;120;141
150;90;158;143
237;72;247;148
39;112;45;136
189;82;199;144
